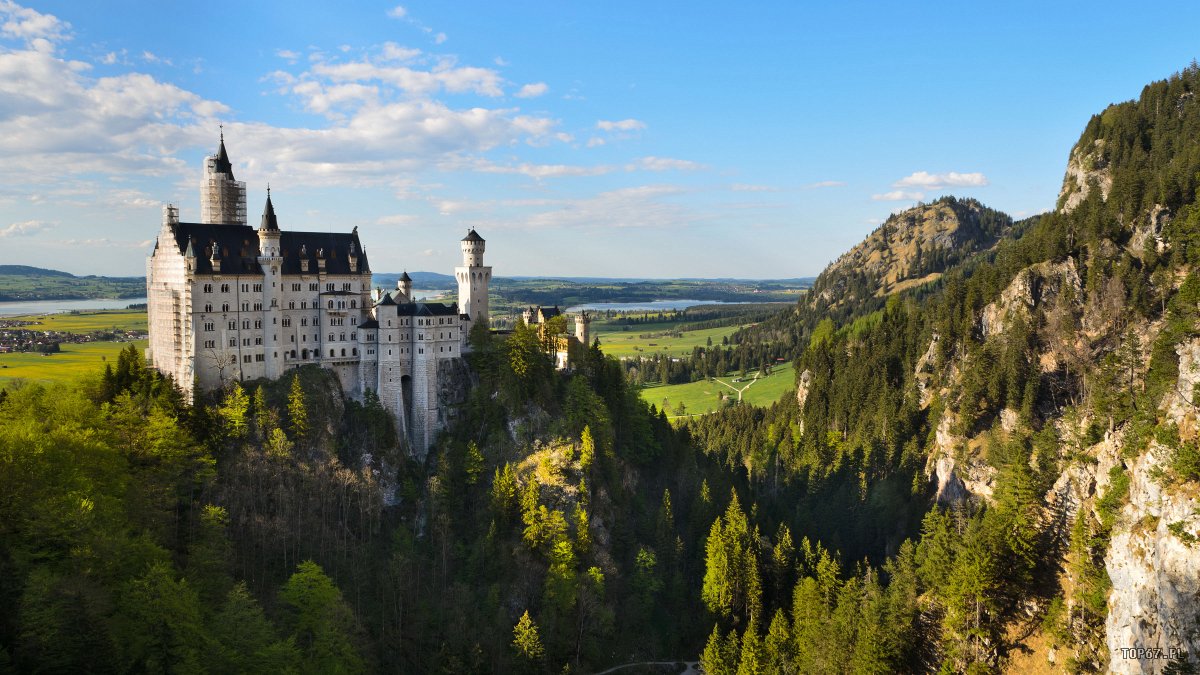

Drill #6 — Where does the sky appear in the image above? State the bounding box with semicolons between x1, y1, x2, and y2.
0;2;1197;278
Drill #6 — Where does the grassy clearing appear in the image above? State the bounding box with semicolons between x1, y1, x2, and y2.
640;362;795;417
4;309;148;333
593;323;744;359
0;340;146;387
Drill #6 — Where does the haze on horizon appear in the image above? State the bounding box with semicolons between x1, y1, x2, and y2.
0;1;1196;278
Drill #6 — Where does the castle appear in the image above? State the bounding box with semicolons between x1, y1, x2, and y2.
146;136;491;455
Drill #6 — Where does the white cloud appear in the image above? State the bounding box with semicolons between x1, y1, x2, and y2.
0;1;69;43
586;137;604;148
376;214;419;226
627;156;705;172
597;118;645;132
379;42;420;62
732;183;777;192
100;51;117;65
434;32;447;45
493;56;509;66
469;158;615;179
0;219;49;237
871;190;924;202
515;82;548;98
420;248;436;256
804;180;844;189
276;49;300;61
386;5;407;19
893;171;988;189
141;50;171;66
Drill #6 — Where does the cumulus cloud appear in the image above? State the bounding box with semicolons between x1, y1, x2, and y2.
893;171;988;189
872;190;924;202
386;5;407;19
0;219;49;237
515;82;547;98
379;42;420;62
276;49;300;61
0;0;69;43
596;118;645;132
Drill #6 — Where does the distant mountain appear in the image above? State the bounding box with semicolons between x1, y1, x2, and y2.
0;265;75;278
809;196;1016;311
372;271;456;289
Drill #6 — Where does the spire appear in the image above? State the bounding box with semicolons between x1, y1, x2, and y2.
400;270;412;282
259;188;279;232
462;228;484;243
184;235;195;258
213;125;234;178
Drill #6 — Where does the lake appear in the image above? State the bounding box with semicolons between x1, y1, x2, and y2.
0;297;149;317
565;299;752;312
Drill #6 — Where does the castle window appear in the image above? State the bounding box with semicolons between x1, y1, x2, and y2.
419;348;423;354
255;354;264;362
283;318;291;327
222;303;229;312
387;320;391;327
243;338;250;346
241;303;249;312
255;338;262;345
203;322;214;332
350;300;357;309
351;317;357;325
203;284;212;293
301;318;308;327
329;349;335;357
253;303;262;311
302;335;306;341
292;284;301;292
241;284;248;292
342;283;350;291
229;338;236;347
302;349;308;359
339;333;345;341
368;334;373;340
203;340;215;349
388;350;392;356
350;333;355;341
341;348;346;357
301;301;307;309
328;300;334;309
253;284;262;292
254;320;262;329
326;283;334;291
289;302;294;309
290;335;295;342
329;333;334;342
243;355;251;363
290;350;296;358
221;284;229;293
242;320;250;329
204;304;212;313
228;321;236;330
309;283;317;291
367;349;373;355
352;348;357;356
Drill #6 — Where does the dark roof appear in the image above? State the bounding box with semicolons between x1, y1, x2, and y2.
390;302;460;317
462;229;484;243
399;270;412;282
213;137;234;178
377;293;396;306
259;194;279;232
167;222;369;276
360;319;379;329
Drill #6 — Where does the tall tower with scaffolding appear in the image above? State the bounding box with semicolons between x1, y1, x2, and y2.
200;128;247;225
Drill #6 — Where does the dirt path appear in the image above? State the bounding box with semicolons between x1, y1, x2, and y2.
590;660;700;675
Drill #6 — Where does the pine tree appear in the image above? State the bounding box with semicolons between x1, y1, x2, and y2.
218;383;250;439
287;374;309;443
512;610;545;663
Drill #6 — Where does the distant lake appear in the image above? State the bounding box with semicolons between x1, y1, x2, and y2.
566;300;752;312
0;297;149;317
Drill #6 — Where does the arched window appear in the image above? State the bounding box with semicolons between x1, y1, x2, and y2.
350;300;356;308
341;348;346;357
329;349;335;358
328;300;334;309
352;348;357;356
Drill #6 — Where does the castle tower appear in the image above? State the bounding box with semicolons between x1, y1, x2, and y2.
576;311;590;347
455;229;491;328
396;270;412;302
200;130;247;225
256;190;284;380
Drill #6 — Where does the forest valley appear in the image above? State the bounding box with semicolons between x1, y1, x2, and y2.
5;65;1200;674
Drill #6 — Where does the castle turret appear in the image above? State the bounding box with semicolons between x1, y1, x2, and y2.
455;229;491;328
200;129;247;225
576;311;590;347
256;191;284;379
396;270;412;302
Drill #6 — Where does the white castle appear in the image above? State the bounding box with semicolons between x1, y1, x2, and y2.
146;136;491;454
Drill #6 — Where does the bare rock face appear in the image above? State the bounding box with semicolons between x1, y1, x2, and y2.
1104;443;1200;674
1059;139;1112;213
1165;338;1200;439
979;259;1082;338
927;413;997;505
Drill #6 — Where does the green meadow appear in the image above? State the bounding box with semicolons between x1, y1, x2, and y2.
640;362;796;418
592;322;745;358
0;340;148;387
4;309;148;333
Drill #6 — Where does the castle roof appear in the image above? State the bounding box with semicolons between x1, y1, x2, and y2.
462;228;484;243
390;302;460;317
167;222;369;276
258;192;279;232
359;319;379;329
213;135;235;178
399;270;412;282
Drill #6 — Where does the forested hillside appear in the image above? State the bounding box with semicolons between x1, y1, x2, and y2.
686;64;1200;674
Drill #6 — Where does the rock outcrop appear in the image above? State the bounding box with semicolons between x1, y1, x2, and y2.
1058;139;1112;213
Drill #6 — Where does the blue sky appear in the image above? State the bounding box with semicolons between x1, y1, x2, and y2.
0;1;1196;278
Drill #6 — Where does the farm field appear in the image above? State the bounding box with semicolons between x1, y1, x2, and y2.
592;322;745;358
641;362;795;418
0;340;148;387
4;309;148;333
